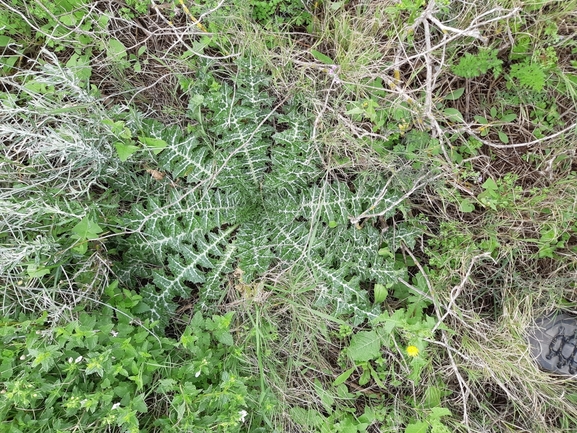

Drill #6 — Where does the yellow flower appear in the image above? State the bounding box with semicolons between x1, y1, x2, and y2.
406;345;419;357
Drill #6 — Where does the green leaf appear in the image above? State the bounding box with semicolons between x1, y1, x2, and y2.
139;136;168;154
131;394;148;413
423;385;442;408
0;36;14;47
345;106;365;116
72;217;103;240
156;378;177;393
107;38;127;59
215;330;234;346
378;247;393;258
329;0;346;10
374;283;388;303
451;48;502;78
115;142;140;161
27;263;50;278
474;115;489;125
481;178;498;191
359;366;371;385
405;421;428;433
348;331;381;362
458;199;475;213
509;62;546;92
443;87;464;100
442;108;464;123
333;367;355;386
500;113;517;122
311;49;334;65
72;241;88;255
430;407;452;418
60;13;77;26
498;130;509;143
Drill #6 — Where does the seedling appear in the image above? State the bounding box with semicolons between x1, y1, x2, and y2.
474;106;517;144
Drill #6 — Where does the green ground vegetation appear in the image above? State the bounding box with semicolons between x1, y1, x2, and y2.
1;0;577;432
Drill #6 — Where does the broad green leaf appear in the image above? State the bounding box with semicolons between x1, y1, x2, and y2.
378;247;393;258
72;241;88;255
131;394;148;413
442;108;464;123
500;113;517;122
311;49;334;65
115;142;140;161
431;407;452;418
329;0;346;10
215;330;233;346
340;415;359;433
139;136;168;154
498;130;509;143
60;14;77;26
374;283;388;303
27;263;50;278
333;367;355;386
474;115;489;125
108;38;127;59
443;87;464;100
72;217;103;240
348;331;380;362
86;360;104;377
481;177;498;191
345;106;365;116
1;56;19;70
156;378;177;393
0;36;13;47
423;385;442;408
66;53;92;81
405;421;428;433
374;309;405;335
458;199;475;213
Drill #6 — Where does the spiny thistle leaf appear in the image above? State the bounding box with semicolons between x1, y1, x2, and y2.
115;57;419;328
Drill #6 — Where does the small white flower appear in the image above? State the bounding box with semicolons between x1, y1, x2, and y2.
19;355;25;360
68;357;74;363
195;370;201;378
110;330;118;337
112;403;121;410
239;410;248;423
75;356;83;363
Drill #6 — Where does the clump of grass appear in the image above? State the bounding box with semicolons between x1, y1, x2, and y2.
224;269;346;430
